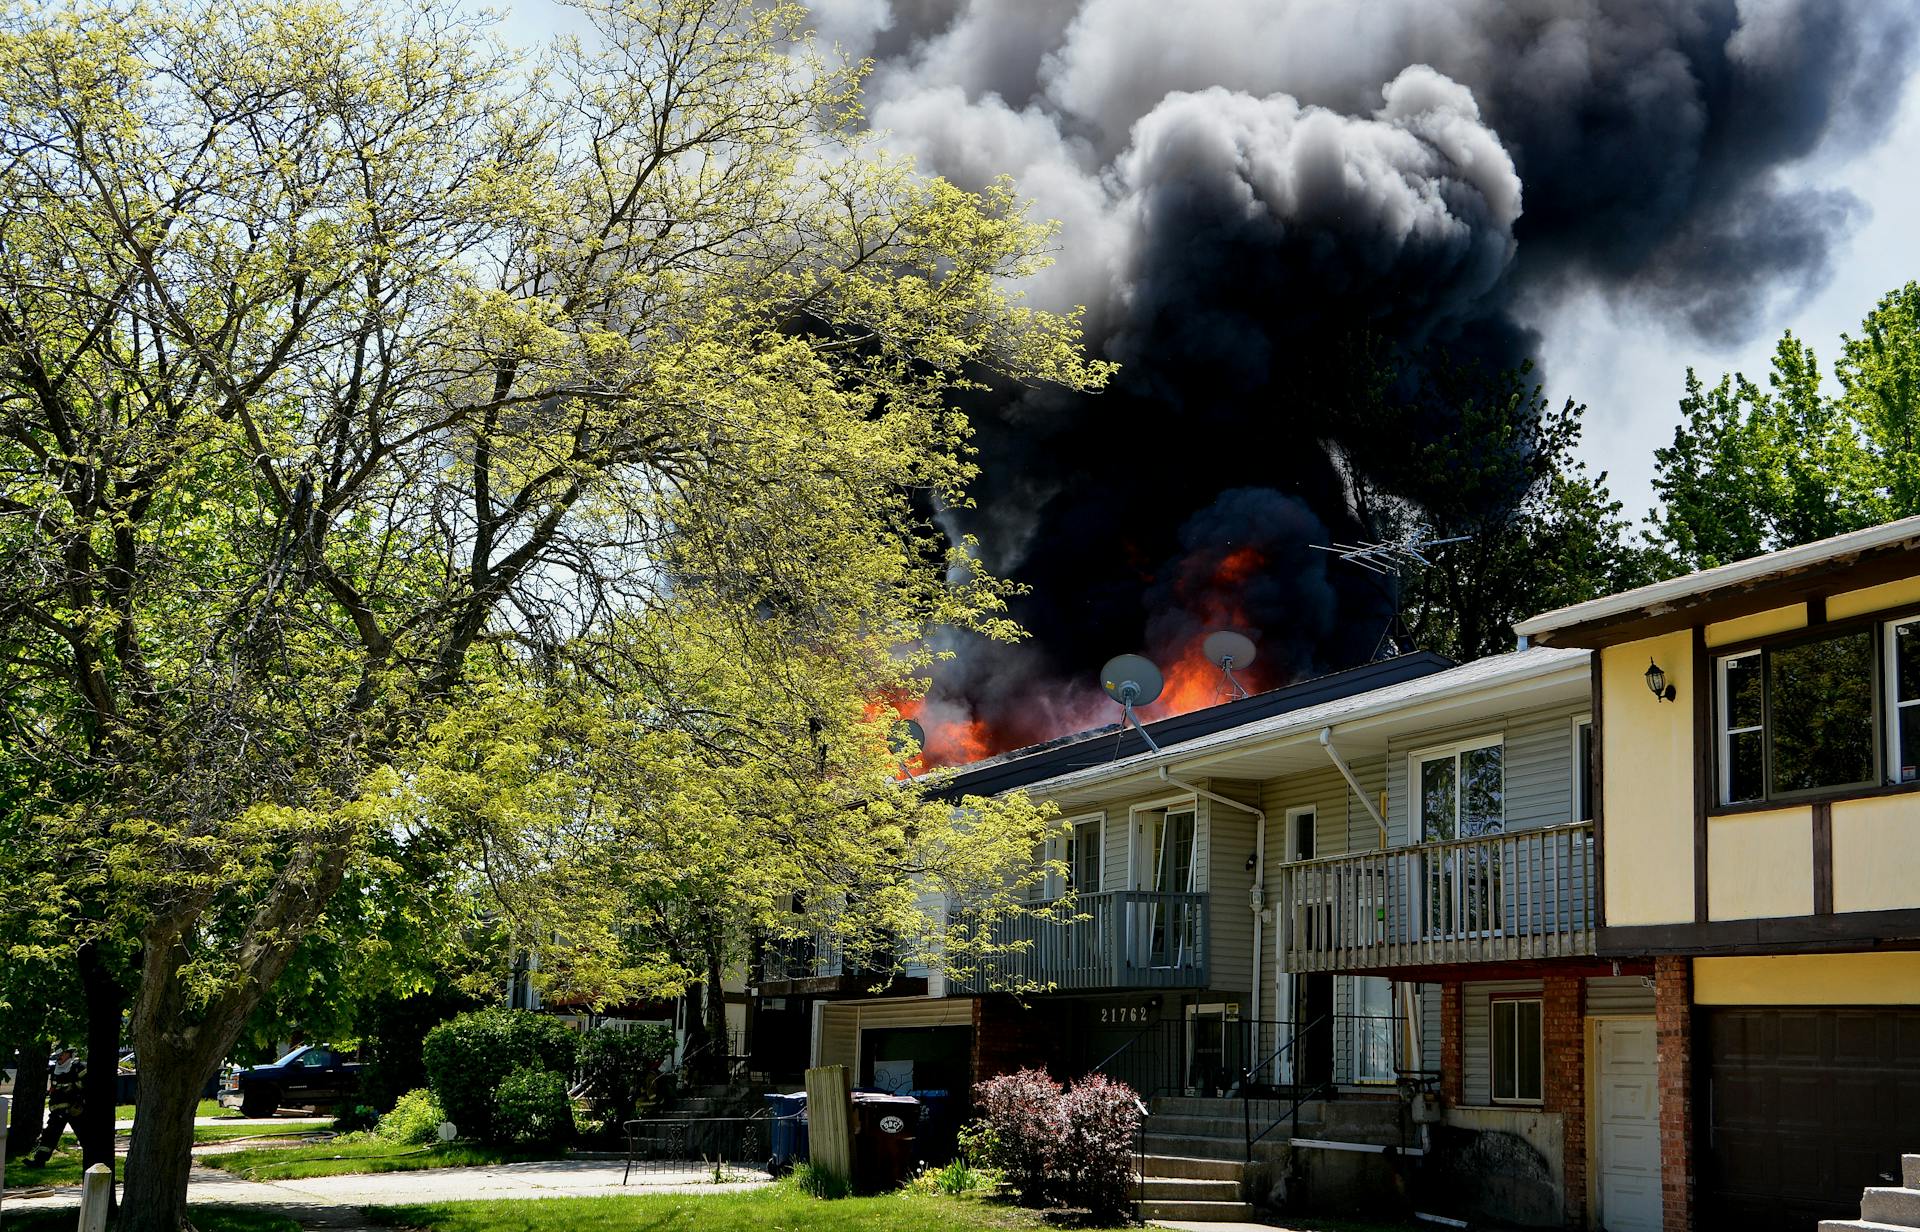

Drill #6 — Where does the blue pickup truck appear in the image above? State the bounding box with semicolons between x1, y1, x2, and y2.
220;1044;362;1118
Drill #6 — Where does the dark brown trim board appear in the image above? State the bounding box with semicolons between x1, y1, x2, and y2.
1524;538;1920;649
1591;653;1606;931
1807;595;1828;625
1693;625;1711;925
1811;801;1833;916
1598;907;1920;957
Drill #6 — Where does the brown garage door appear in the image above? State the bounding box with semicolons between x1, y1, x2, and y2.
1701;1007;1920;1231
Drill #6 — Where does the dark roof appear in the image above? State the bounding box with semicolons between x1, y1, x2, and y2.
929;651;1454;800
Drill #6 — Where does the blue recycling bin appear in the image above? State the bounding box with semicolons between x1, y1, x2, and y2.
764;1091;809;1175
907;1089;955;1163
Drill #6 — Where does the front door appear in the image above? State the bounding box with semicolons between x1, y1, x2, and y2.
1294;973;1334;1089
1596;1018;1661;1232
1186;1003;1238;1096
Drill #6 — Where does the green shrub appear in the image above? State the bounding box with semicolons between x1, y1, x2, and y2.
491;1067;574;1147
421;1008;580;1143
377;1087;447;1145
576;1024;674;1125
331;1103;381;1134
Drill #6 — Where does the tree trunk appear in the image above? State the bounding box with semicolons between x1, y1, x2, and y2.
76;945;124;1197
119;1039;216;1232
703;940;729;1084
5;1037;50;1159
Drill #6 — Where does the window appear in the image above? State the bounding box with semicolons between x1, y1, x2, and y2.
1890;617;1920;784
1416;738;1504;840
1573;717;1593;822
1070;818;1102;893
1716;626;1880;805
1491;997;1543;1104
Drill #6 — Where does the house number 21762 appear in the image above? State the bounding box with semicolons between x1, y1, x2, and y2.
1099;1006;1151;1024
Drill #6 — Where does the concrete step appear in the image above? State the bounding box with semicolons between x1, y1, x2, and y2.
1142;1131;1251;1161
1136;1153;1245;1181
1862;1188;1920;1227
1142;1112;1255;1138
1138;1176;1244;1202
1817;1222;1918;1232
1907;1156;1920;1190
1137;1198;1257;1222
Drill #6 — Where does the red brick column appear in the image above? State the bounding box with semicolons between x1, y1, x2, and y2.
1439;981;1463;1109
1655;957;1694;1232
1543;973;1587;1229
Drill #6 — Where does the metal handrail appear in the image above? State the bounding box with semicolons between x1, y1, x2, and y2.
1240;1013;1328;1161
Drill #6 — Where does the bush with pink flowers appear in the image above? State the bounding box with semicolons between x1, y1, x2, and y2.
972;1067;1143;1215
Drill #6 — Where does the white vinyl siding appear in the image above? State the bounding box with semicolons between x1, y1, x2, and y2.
1586;974;1657;1016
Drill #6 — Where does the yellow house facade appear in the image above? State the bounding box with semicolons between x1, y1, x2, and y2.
1516;515;1920;1232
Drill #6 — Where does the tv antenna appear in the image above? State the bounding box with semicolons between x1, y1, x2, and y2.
1312;530;1472;660
1310;532;1471;575
1099;654;1164;754
1202;630;1257;700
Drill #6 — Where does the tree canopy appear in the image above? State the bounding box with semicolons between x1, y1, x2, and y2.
0;0;1105;1225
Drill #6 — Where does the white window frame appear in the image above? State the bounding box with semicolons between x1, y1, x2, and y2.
1717;649;1764;805
1490;995;1544;1106
1070;815;1104;894
1571;715;1593;823
1407;733;1506;842
1885;614;1920;786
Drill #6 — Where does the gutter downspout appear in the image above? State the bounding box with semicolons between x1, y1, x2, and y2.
1158;766;1267;1023
1318;727;1388;845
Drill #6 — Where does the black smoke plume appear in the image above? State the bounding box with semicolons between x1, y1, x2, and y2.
809;0;1917;756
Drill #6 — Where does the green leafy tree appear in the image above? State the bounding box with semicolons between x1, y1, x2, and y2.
0;1;1106;1225
1649;284;1920;571
1335;353;1656;661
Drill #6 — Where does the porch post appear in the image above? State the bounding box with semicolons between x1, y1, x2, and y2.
1439;979;1463;1109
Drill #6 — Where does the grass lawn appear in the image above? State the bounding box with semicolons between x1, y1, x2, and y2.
202;1139;558;1182
114;1098;236;1119
2;1208;297;1232
373;1188;1136;1232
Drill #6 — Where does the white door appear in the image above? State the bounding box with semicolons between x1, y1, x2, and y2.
1596;1018;1662;1232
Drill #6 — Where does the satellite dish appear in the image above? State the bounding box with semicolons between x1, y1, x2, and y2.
889;718;927;755
1098;654;1164;753
1203;631;1257;700
1100;654;1164;707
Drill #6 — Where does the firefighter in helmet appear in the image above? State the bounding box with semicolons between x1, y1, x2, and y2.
28;1045;85;1168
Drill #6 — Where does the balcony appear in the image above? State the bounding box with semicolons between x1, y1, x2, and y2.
951;890;1210;993
1274;822;1596;973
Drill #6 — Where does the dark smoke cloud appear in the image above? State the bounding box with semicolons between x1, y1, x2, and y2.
808;0;1918;752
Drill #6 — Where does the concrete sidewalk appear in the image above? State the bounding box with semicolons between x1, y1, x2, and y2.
4;1156;772;1218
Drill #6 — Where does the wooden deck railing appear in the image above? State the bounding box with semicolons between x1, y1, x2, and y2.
1275;822;1596;972
950;890;1210;993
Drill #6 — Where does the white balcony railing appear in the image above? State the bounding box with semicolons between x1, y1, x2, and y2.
1275;822;1597;972
951;890;1210;993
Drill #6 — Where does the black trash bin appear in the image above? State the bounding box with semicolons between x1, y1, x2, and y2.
764;1091;809;1175
850;1092;921;1192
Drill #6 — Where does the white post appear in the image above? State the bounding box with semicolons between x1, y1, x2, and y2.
77;1162;112;1232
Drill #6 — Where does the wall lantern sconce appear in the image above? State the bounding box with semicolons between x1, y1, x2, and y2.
1645;658;1677;703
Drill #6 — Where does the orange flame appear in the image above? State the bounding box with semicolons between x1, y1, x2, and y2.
880;693;993;772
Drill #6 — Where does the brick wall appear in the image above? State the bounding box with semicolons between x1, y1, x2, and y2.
1655;956;1694;1232
1440;980;1463;1108
1542;973;1587;1229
